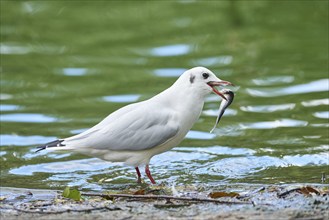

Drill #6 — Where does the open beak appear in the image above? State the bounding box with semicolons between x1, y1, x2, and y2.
207;81;234;100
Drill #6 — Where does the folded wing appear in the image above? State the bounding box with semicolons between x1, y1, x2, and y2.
65;103;179;151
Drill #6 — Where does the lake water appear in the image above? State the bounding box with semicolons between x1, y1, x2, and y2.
1;1;328;191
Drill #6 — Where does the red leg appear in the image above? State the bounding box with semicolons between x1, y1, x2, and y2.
135;167;142;184
145;164;156;184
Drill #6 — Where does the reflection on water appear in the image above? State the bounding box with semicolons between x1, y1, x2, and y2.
210;125;244;137
246;79;329;97
103;94;140;103
177;146;256;156
313;111;329;119
61;68;88;76
173;17;192;28
0;134;56;146
240;119;308;129
70;128;88;135
0;43;66;55
0;94;13;100
10;158;112;175
153;68;186;77
191;56;233;67
310;123;329;128
185;130;216;140
8;145;328;190
283;153;329;166
252;76;295;86
22;1;48;14
240;103;295;113
0;104;20;111
150;44;191;57
0;113;58;123
1;1;328;190
0;43;31;55
301;98;329;107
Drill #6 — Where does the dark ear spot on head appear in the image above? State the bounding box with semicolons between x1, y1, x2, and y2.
190;74;195;84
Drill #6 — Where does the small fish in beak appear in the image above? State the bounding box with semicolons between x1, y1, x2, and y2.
207;80;234;100
210;89;235;133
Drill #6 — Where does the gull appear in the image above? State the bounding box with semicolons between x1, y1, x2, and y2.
36;67;233;184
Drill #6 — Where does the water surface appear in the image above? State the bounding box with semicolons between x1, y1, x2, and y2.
1;1;328;191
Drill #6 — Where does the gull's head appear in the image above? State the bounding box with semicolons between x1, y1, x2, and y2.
180;66;233;100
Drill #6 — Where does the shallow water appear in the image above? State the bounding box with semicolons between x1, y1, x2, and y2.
1;1;328;191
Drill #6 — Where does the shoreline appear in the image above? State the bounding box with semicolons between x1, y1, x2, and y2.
1;184;328;219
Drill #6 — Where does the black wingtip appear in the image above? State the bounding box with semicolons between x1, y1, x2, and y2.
35;146;46;153
35;139;65;153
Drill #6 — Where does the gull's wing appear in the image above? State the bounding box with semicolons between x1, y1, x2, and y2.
65;102;179;151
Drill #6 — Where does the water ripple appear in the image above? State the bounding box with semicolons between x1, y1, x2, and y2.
246;79;329;97
191;56;233;67
313;111;329;119
283;153;329;166
103;94;140;103
301;98;329;107
176;146;256;156
239;118;308;129
202;152;328;178
0;42;66;55
61;68;88;76
240;103;295;113
267;138;305;146
0;113;58;123
0;134;56;146
0;94;13;100
0;43;30;54
153;68;186;77
204;156;285;178
22;2;48;14
185;130;216;140
311;123;329;127
8;146;328;188
9;158;112;176
150;44;191;57
173;17;192;28
70;128;88;135
0;104;20;111
210;125;245;137
153;150;213;164
252;76;295;86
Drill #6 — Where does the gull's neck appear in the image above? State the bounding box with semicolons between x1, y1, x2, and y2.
153;78;206;116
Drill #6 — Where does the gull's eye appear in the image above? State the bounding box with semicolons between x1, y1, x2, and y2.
202;72;209;79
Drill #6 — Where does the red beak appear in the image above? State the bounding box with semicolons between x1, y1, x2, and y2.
207;81;234;100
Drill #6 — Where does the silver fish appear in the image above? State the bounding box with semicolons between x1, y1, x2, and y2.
210;89;234;133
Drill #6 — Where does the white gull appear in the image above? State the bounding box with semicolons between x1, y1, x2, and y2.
36;67;233;184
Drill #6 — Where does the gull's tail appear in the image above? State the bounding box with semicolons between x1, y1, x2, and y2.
35;139;65;153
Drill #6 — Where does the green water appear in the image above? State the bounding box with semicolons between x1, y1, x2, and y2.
1;1;328;191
